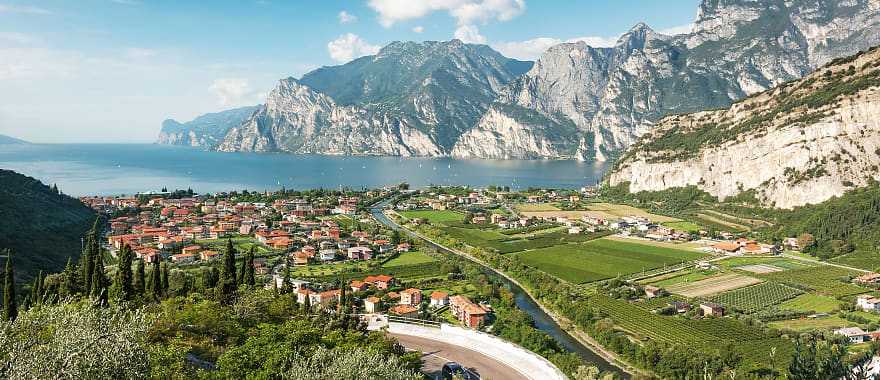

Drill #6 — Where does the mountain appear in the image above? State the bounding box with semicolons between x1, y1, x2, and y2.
217;40;531;154
156;106;259;149
0;170;96;282
607;46;880;209
0;134;28;145
453;0;880;160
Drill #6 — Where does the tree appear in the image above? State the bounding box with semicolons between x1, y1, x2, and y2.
60;257;80;299
114;244;134;301
238;255;248;287
133;259;146;295
244;247;256;287
797;232;816;251
3;250;17;321
90;252;109;305
30;271;43;306
217;239;238;304
160;262;169;292
149;256;162;301
391;229;401;245
81;217;102;293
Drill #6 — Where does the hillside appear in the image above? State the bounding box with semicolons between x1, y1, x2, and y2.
156;106;258;149
0;170;95;282
0;134;28;145
607;46;880;208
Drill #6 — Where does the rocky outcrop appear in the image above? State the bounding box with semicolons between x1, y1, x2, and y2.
217;79;443;156
157;106;258;149
455;0;880;161
607;46;880;208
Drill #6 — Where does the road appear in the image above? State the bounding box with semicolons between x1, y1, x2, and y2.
391;333;529;380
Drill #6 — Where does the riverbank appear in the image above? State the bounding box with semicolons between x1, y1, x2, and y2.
372;205;642;377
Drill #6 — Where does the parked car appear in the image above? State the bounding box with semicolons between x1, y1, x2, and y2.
440;362;478;380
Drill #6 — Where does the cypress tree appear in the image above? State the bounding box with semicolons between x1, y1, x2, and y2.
114;244;134;301
60;257;79;299
3;250;17;321
238;255;247;286
161;262;169;292
81;237;94;293
303;291;311;312
245;247;256;287
90;253;109;305
30;271;43;306
281;257;292;293
134;259;146;295
217;239;237;304
149;256;162;300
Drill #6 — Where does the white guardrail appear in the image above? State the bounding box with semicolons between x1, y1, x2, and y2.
380;320;567;380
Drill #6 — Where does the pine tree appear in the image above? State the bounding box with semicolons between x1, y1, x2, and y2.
3;250;17;321
149;256;162;301
217;239;237;304
134;259;146;295
245;247;256;287
90;253;109;305
114;244;134;301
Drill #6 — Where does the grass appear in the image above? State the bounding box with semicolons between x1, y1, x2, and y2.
399;210;463;224
515;238;708;283
514;203;560;212
661;221;702;232
382;251;437;267
768;316;850;332
832;250;880;272
760;266;868;297
780;293;842;313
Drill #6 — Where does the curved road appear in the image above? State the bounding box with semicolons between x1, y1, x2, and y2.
392;333;529;380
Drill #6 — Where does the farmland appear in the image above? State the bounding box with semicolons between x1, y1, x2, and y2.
780;293;842;313
513;203;560;212
759;266;867;297
661;221;702;232
440;225;609;254
398;210;463;224
519;202;679;223
708;282;803;313
382;250;437;267
831;250;880;272
666;273;762;298
516;238;708;283
768;316;851;332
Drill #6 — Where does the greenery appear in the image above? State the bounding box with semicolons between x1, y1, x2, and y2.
708;282;803;314
759;266;865;298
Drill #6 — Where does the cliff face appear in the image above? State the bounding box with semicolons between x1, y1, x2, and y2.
217;79;443;156
157;106;258;149
608;47;880;209
453;0;880;161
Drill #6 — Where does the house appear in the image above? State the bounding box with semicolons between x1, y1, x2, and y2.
644;285;664;299
386;291;400;301
171;253;195;264
350;280;368;293
699;302;724;317
182;245;201;255
364;275;395;290
669;301;691;313
400;288;422;306
364;296;381;313
318;248;337;261
463;304;488;329
293;251;310;265
396;243;411;252
834;327;869;343
568;227;583;235
857;295;880;312
348;246;373;260
711;242;741;254
389;304;419;318
855;273;880;285
200;250;220;261
430;291;449;307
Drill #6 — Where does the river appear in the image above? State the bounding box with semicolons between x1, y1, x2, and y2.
370;200;627;377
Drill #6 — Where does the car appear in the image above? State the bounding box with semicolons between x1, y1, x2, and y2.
440;362;478;380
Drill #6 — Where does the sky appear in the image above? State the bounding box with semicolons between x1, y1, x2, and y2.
0;0;700;143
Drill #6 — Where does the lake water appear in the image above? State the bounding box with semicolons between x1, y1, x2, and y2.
0;144;610;196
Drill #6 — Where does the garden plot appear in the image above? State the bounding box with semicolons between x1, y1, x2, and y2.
666;273;762;298
737;264;784;274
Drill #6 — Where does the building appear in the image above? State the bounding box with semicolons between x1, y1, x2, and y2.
364;296;381;313
171;253;195;264
449;295;491;329
855;273;880;285
350;280;368;293
200;250;220;261
857;295;880;312
400;288;422;306
430;291;449;307
699;302;724;317
644;285;664;299
389;304;419;318
834;327;869;343
364;275;395;290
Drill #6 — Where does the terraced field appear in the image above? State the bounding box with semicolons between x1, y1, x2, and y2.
666;273;762;297
516;238;708;283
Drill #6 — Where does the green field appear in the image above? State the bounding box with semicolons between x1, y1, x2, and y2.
382;251;437;267
647;270;715;287
516;238;708;283
399;210;463;224
760;266;867;297
768;316;850;332
440;225;609;254
717;256;812;270
661;221;702;232
831;250;880;272
779;293;842;313
708;282;803;313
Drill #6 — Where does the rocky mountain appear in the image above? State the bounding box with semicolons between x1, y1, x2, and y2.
217;40;531;154
0;170;96;283
0;134;28;145
453;0;880;160
607;46;880;209
157;106;258;149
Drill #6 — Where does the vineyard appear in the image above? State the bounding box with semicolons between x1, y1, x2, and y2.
708;282;803;313
760;266;867;297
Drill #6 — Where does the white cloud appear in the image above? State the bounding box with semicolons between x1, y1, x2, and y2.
0;32;37;45
412;25;424;33
125;47;157;59
454;25;486;44
0;47;81;81
327;33;380;63
208;78;259;107
0;4;51;14
338;10;357;24
492;34;620;60
566;35;618;48
367;0;524;27
658;23;694;36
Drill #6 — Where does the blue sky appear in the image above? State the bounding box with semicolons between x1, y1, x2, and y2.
0;0;699;143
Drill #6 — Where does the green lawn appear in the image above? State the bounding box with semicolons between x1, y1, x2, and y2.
661;221;702;232
649;270;716;287
779;293;842;313
382;251;437;267
515;238;708;283
399;210;463;224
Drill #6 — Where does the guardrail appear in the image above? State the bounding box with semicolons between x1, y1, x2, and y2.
386;314;441;328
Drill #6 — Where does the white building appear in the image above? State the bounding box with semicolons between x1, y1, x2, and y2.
857;295;880;312
834;327;868;343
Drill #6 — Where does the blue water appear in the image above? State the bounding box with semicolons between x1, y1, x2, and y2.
0;144;609;196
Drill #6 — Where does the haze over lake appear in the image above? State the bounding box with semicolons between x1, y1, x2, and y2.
0;144;609;196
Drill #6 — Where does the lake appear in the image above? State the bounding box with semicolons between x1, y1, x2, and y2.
0;144;610;196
